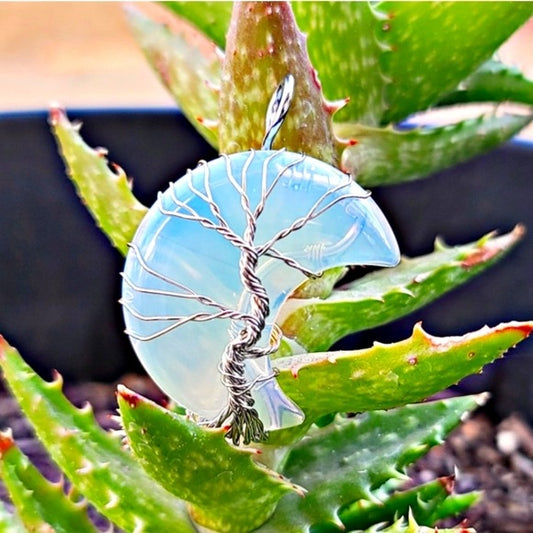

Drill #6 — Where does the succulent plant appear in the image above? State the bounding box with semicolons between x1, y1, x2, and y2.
1;2;533;532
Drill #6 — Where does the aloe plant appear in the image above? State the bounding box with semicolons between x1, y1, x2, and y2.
1;2;533;532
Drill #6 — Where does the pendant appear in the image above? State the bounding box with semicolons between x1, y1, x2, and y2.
121;75;400;444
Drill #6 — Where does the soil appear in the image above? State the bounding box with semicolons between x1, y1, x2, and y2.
411;410;533;532
0;377;532;533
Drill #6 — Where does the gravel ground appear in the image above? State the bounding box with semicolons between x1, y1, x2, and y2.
411;411;533;532
0;378;532;532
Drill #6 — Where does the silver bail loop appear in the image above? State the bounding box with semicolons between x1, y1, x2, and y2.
262;74;295;150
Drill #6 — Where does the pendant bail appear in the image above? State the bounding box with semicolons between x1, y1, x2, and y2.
262;74;295;150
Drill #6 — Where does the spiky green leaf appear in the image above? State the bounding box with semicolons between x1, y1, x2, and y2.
125;4;221;148
363;511;475;533
337;114;532;187
429;491;482;527
219;1;337;163
162;2;232;50
291;2;387;125
117;386;299;533
438;59;533;107
281;227;524;352
0;338;196;533
261;395;484;531
50;108;148;256
339;476;480;530
375;2;533;124
274;321;533;424
291;267;348;300
0;431;96;533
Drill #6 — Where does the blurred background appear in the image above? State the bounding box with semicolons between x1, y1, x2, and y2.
0;2;174;111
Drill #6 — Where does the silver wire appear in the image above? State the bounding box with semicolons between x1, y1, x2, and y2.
262;73;295;150
123;75;370;444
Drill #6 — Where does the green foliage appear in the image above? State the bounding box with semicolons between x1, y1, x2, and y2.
337;114;532;186
281;227;525;351
1;334;508;532
362;511;475;533
291;2;387;126
0;431;96;533
218;2;337;163
143;1;533;187
275;322;533;428
338;477;480;531
1;2;533;533
0;339;196;533
118;385;299;532
438;59;533;107
163;2;233;50
125;4;221;147
260;395;485;531
50;107;148;256
374;1;532;124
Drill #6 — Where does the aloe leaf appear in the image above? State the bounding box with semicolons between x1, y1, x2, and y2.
281;227;524;352
125;4;221;148
291;2;387;125
117;386;300;533
339;476;480;530
0;338;196;533
430;491;482;526
375;2;533;124
364;511;474;533
50;108;148;256
438;59;533;107
219;1;337;164
162;2;232;50
291;266;348;300
336;113;532;186
0;499;25;533
0;431;96;533
274;321;533;423
261;395;484;531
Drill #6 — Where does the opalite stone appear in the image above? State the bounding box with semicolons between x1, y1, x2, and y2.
122;149;400;430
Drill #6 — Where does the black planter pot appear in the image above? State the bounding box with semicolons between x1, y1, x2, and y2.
0;109;216;382
1;109;531;419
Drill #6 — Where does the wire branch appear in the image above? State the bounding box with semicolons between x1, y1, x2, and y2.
126;243;231;312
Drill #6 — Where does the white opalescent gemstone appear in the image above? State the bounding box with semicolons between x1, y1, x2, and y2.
122;149;400;430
